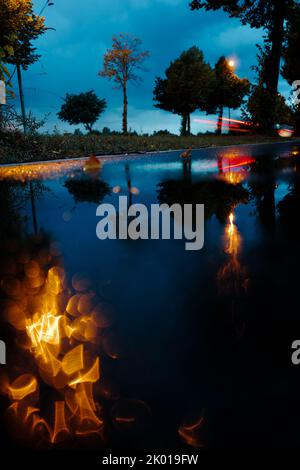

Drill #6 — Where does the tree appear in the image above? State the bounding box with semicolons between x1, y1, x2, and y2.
242;39;293;132
58;91;107;133
210;57;250;134
99;34;149;134
0;0;46;68
102;126;112;135
189;0;297;133
153;47;215;135
282;4;300;135
0;0;46;133
0;46;14;120
242;86;293;131
0;47;13;83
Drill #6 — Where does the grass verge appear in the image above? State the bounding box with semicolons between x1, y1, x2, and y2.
0;131;297;164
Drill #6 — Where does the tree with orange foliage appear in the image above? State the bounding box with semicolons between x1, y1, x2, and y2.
99;34;149;134
0;0;46;68
0;0;46;132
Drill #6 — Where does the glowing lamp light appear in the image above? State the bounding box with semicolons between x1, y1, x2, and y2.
277;126;294;138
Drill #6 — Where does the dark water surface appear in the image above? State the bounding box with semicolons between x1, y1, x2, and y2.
1;141;300;452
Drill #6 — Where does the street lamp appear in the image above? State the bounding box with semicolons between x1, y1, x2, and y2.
39;1;54;16
18;0;54;134
227;59;236;131
227;59;236;132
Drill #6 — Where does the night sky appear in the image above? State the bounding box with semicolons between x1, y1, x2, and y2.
10;0;291;134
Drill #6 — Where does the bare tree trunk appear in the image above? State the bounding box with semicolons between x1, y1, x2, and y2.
187;113;191;135
181;113;188;136
29;181;38;235
125;164;132;207
295;106;300;136
16;63;27;134
122;84;128;134
0;105;3;129
265;0;286;134
216;106;223;135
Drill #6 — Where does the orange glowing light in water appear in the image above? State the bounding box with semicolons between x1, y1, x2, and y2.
26;312;62;347
223;171;244;185
218;211;244;283
216;154;255;185
178;415;206;448
217;211;249;338
61;345;84;376
52;401;69;443
8;375;38;401
0;160;88;182
225;212;241;258
0;239;112;446
69;357;100;388
229;212;234;233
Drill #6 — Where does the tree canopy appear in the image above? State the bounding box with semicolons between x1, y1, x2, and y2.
153;47;214;135
212;57;250;110
243;86;293;130
210;57;250;134
0;0;46;70
282;4;300;83
99;34;149;134
282;4;300;134
189;1;295;28
189;0;298;133
58;91;107;133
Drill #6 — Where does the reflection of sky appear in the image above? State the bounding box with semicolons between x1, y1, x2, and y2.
275;181;291;205
135;159;217;174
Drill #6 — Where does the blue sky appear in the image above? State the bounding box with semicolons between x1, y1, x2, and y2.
10;0;291;134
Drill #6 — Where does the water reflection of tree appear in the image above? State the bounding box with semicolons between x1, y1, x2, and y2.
278;158;300;236
64;175;110;204
246;151;300;232
125;163;133;207
182;157;192;183
248;153;300;230
27;181;50;234
0;180;49;236
248;155;282;230
0;181;25;238
157;174;251;337
157;178;249;224
0;221;58;407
